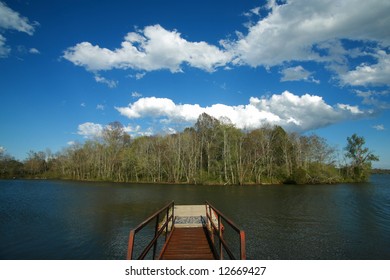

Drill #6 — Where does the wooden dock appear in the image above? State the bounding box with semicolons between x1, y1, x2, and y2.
127;201;246;260
160;227;215;260
160;205;216;260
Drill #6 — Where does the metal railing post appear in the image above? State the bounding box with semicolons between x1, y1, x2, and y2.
126;230;135;260
240;231;246;260
127;201;174;260
165;205;170;242
204;201;246;260
218;214;223;259
171;203;175;232
153;213;160;260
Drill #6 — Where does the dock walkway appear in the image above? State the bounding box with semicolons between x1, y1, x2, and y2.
160;205;215;260
127;201;246;260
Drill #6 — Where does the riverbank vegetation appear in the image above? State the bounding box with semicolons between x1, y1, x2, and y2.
0;114;379;184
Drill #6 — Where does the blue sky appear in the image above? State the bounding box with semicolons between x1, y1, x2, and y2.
1;0;390;168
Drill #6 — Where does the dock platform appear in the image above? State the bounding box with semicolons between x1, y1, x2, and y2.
127;201;246;260
160;205;215;259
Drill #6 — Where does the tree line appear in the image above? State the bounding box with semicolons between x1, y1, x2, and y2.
0;113;379;184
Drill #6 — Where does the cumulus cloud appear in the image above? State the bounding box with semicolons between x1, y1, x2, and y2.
77;122;103;138
221;0;390;87
116;91;369;132
63;24;231;73
225;0;390;68
62;0;390;88
339;50;390;86
280;65;319;83
0;1;37;58
77;122;151;139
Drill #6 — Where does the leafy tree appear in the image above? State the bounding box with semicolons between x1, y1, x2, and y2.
0;148;24;178
195;113;222;181
344;133;379;181
2;120;380;185
24;151;48;177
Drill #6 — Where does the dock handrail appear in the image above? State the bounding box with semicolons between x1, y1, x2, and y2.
127;201;175;260
205;201;246;260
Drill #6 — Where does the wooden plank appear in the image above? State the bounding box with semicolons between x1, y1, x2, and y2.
160;227;216;260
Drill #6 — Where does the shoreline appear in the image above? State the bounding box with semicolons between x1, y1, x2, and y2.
1;176;373;186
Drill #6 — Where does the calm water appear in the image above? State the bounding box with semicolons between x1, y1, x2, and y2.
1;175;389;260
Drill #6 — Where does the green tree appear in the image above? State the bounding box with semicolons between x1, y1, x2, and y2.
0;148;24;178
344;133;379;181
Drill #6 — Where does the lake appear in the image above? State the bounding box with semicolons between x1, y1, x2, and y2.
1;175;389;259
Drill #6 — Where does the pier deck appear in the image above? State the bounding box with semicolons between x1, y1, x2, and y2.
160;227;215;260
127;201;245;260
160;205;216;259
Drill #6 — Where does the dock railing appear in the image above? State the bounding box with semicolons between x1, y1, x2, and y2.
205;201;246;260
127;201;175;260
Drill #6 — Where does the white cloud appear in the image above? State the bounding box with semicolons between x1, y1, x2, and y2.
280;65;319;83
373;124;385;131
123;124;154;137
250;7;261;16
131;91;142;98
123;124;140;134
94;74;118;88
77;122;103;138
0;146;5;154
164;127;177;135
116;97;178;119
62;0;390;89
0;1;36;35
127;72;146;80
116;91;369;132
77;122;152;139
337;104;363;114
80;102;86;107
63;24;232;73
96;104;105;111
0;1;37;58
355;89;390;109
222;0;390;88
135;72;146;80
29;48;40;54
0;34;10;57
340;50;390;86
243;6;261;19
225;0;390;68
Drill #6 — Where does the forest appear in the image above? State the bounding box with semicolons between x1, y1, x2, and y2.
0;113;379;185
